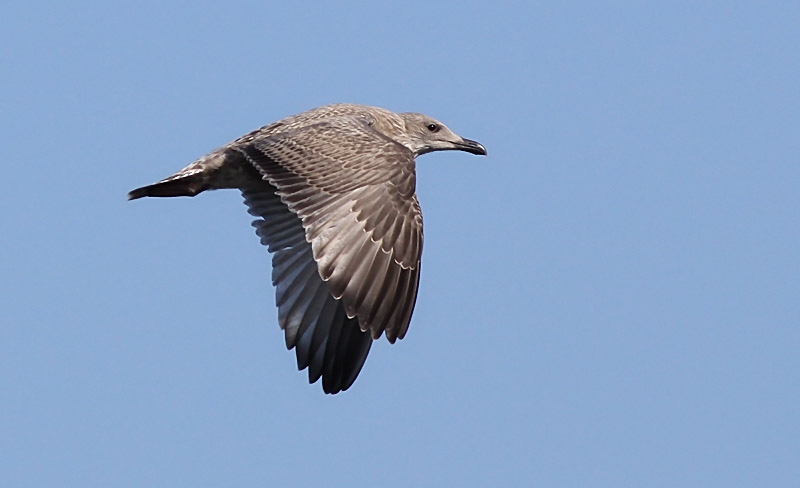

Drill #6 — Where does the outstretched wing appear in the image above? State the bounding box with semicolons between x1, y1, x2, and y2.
236;116;423;343
243;186;372;394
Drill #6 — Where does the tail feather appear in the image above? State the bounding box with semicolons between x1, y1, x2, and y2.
128;174;208;200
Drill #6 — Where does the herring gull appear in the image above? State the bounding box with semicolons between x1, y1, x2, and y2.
129;103;486;393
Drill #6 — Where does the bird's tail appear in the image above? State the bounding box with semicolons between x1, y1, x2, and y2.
128;171;209;200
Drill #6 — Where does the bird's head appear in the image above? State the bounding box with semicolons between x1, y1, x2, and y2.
398;113;487;157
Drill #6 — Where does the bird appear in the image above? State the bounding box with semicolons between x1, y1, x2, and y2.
129;103;486;393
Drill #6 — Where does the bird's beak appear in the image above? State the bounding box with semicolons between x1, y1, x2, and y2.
455;138;487;155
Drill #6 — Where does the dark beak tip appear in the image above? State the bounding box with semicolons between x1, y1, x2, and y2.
460;138;487;156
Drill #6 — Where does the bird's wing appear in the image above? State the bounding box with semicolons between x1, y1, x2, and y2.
242;186;372;394
235;116;423;343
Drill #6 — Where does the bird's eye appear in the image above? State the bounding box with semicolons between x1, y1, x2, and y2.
427;123;439;132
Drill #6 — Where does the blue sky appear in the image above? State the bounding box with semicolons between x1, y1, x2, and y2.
2;1;798;486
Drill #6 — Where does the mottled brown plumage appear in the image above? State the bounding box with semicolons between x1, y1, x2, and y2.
129;103;486;393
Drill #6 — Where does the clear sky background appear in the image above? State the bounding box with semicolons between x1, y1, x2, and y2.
2;1;798;486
